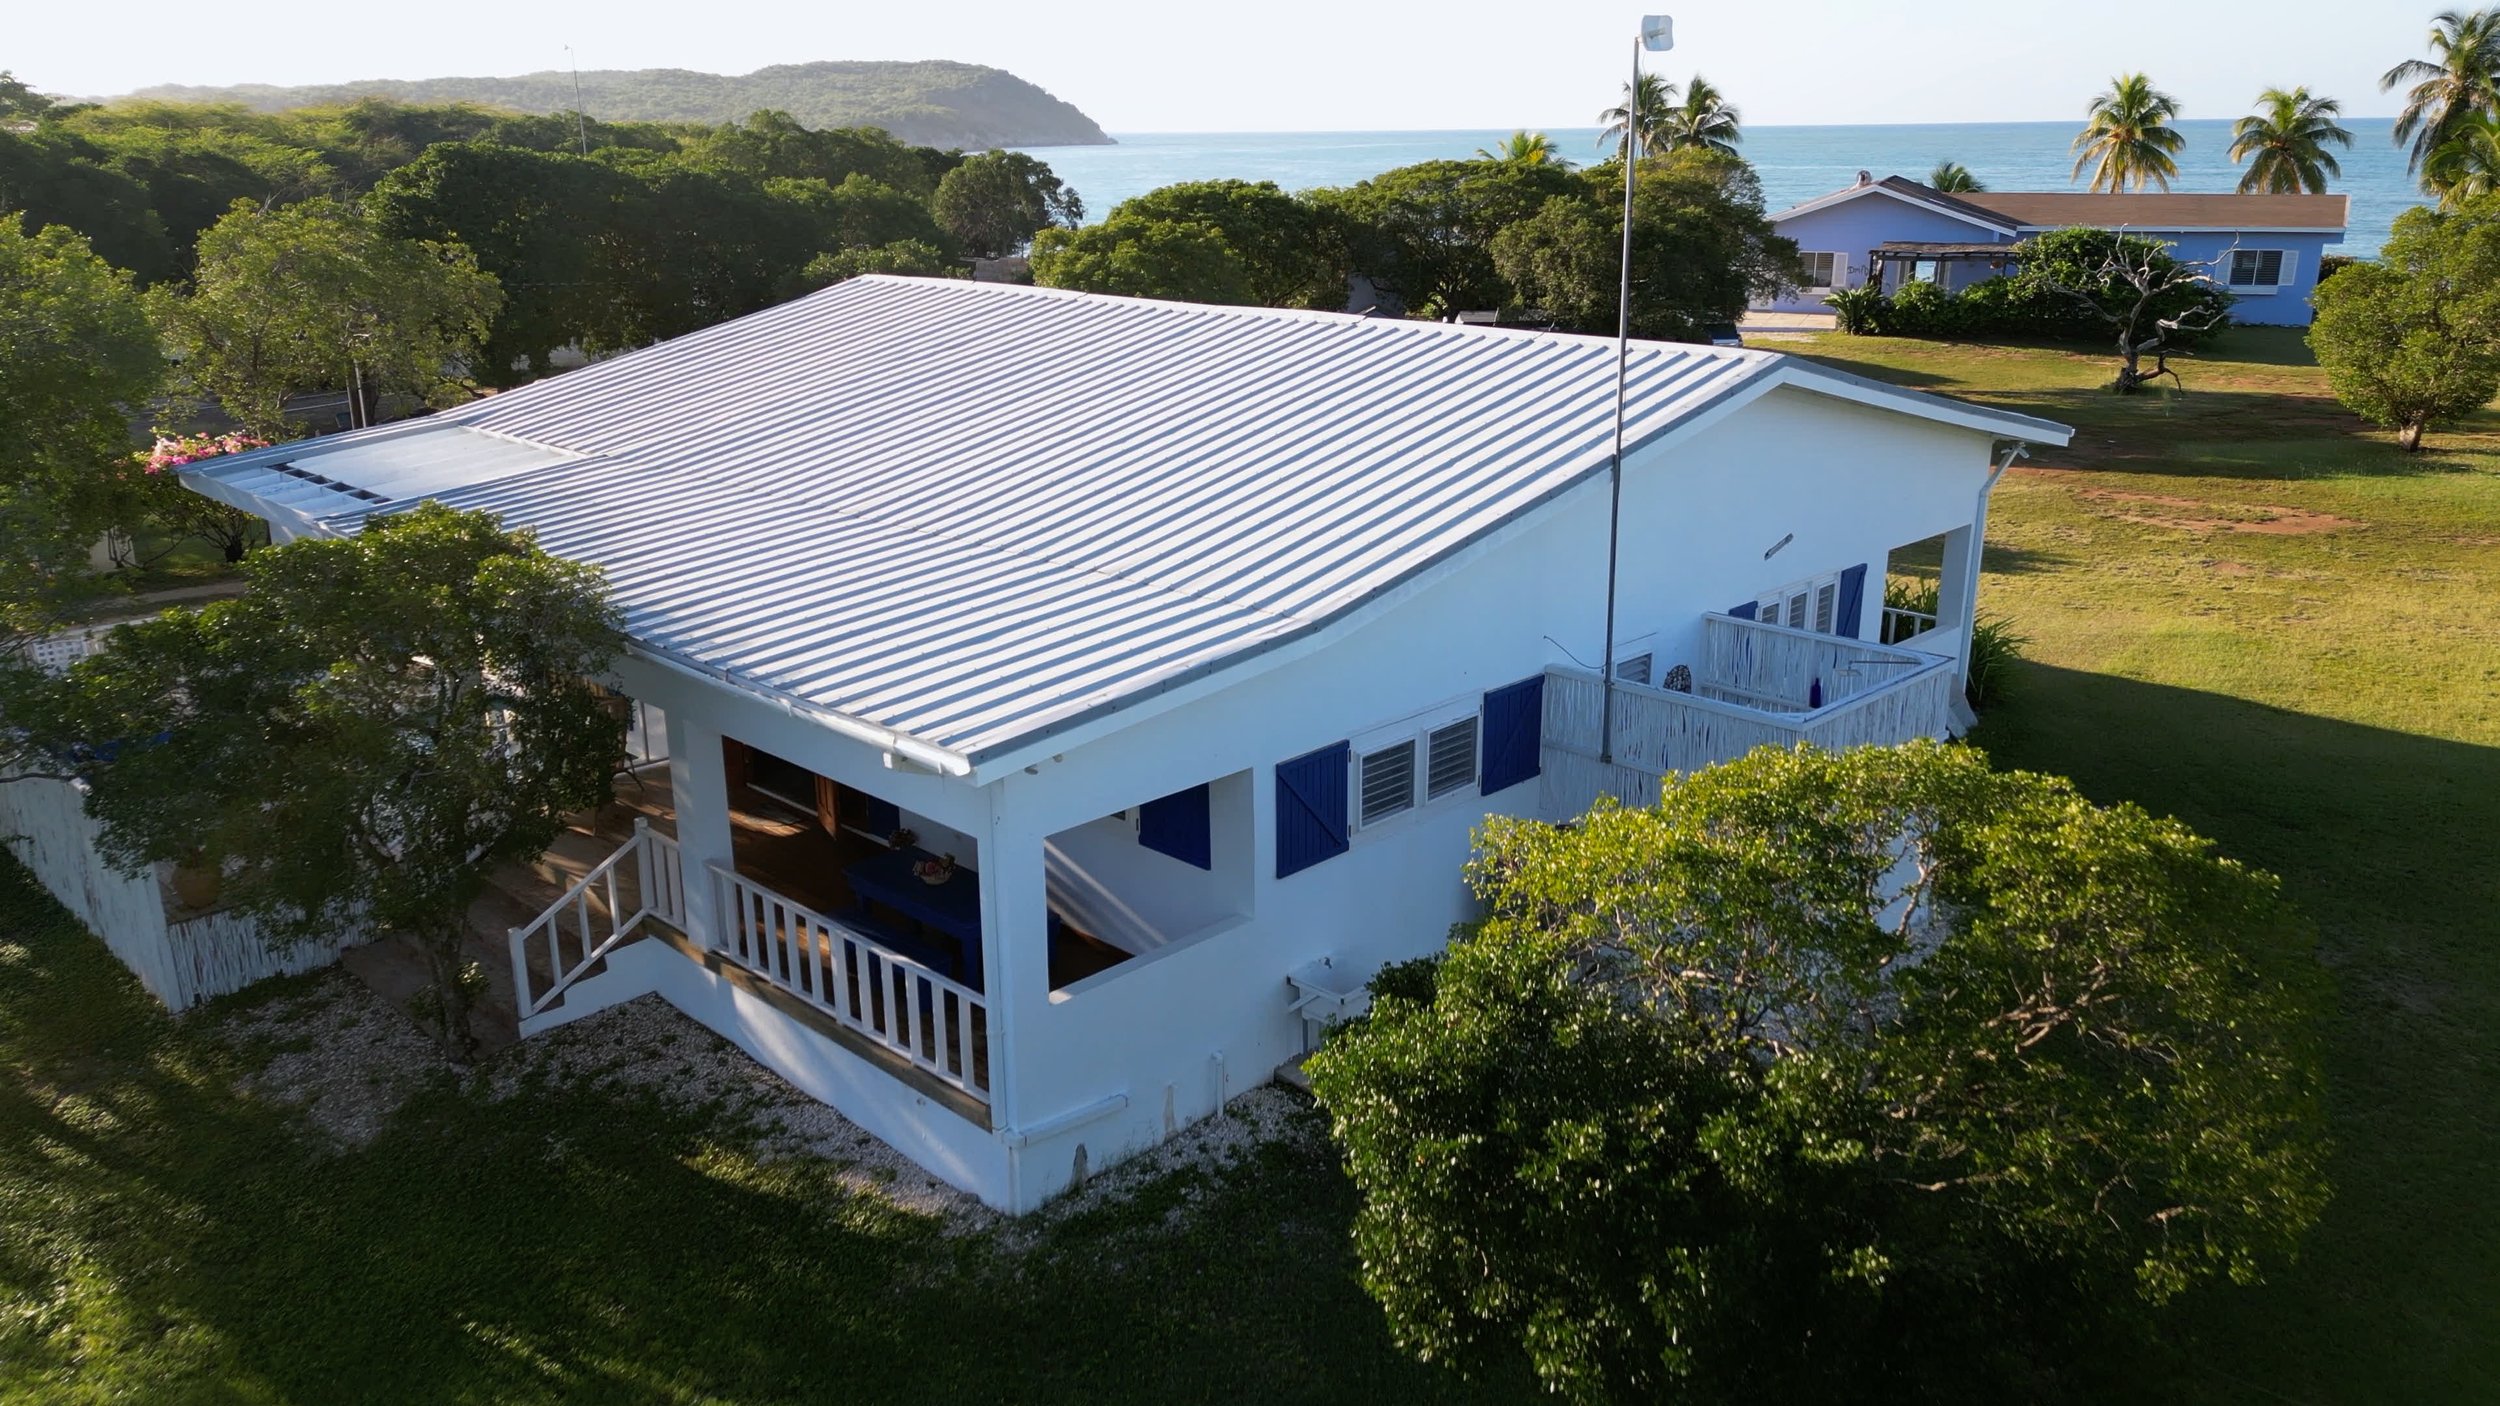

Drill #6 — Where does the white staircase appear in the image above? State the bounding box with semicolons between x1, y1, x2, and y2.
507;818;685;1035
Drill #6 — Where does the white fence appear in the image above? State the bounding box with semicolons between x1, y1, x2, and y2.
1541;614;1960;817
507;819;685;1033
0;775;351;1009
710;864;991;1101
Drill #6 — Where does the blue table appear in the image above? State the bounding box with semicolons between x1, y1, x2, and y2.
845;847;983;989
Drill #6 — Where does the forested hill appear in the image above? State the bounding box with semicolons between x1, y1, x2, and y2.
120;61;1112;149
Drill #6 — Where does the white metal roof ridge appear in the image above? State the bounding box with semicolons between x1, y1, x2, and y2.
180;277;2070;764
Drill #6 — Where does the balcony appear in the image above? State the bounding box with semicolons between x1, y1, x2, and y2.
1540;612;1960;816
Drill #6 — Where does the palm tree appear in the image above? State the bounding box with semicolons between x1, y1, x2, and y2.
2071;74;2187;192
1927;161;1986;192
1598;72;1677;159
2381;8;2500;175
1658;75;1742;156
1477;130;1568;167
2228;87;2352;193
2426;110;2500;207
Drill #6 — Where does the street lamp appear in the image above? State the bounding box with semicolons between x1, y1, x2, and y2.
1599;14;1674;765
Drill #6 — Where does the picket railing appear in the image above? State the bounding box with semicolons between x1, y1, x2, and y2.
507;818;683;1032
1881;605;1942;646
709;864;990;1101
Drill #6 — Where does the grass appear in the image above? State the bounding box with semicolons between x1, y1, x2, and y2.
3;325;2493;1402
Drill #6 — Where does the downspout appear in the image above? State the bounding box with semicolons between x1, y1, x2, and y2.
1956;439;2028;699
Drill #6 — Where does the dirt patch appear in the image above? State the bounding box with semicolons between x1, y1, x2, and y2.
2203;559;2257;576
2075;488;2359;536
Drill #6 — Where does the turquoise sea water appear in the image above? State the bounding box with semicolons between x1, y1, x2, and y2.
1019;119;2422;255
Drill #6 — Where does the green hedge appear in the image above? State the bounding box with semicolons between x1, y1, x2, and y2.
1826;228;2234;346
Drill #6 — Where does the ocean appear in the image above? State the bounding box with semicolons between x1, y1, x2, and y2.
1018;119;2424;256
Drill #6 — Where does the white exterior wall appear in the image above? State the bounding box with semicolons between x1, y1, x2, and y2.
555;385;2011;1212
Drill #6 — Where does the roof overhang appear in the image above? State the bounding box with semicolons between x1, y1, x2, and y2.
1772;181;2018;236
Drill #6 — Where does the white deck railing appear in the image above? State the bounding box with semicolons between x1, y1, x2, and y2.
709;864;990;1101
509;819;683;1030
1881;605;1941;646
1541;614;1961;817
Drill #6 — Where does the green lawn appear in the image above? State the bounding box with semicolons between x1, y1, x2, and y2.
3;327;2494;1402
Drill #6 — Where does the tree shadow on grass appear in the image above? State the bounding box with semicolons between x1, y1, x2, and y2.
1974;666;2500;1406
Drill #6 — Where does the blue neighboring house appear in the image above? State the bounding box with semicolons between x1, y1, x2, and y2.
1756;174;2349;328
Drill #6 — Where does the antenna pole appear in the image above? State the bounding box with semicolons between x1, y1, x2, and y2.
567;46;589;155
1599;33;1640;766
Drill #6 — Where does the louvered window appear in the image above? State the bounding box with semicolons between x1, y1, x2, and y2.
1786;593;1808;629
1614;652;1653;686
1358;740;1417;826
1812;583;1837;633
1426;718;1478;799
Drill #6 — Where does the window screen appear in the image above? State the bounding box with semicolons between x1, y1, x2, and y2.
1358;741;1417;826
2230;249;2285;287
1801;251;1840;287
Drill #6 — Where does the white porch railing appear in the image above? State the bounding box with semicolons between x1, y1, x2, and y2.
508;818;683;1032
1881;605;1941;645
1541;614;1960;817
709;864;990;1101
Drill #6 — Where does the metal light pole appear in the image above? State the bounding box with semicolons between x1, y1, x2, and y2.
1598;13;1673;766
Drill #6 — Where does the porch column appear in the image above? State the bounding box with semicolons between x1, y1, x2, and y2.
975;788;1052;1137
666;711;737;951
1934;523;1982;684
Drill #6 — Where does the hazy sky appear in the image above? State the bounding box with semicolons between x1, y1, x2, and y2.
13;1;2438;130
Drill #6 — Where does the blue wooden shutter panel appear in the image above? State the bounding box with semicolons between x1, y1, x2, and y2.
1727;600;1758;620
1275;743;1351;878
1835;563;1868;640
1479;675;1544;796
1139;782;1213;870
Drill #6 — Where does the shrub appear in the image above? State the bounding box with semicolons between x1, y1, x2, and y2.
1964;612;2030;709
1824;284;1888;334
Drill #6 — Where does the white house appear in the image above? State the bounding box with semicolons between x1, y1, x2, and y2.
177;276;2072;1211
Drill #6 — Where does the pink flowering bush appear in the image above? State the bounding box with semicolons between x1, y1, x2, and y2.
142;432;269;475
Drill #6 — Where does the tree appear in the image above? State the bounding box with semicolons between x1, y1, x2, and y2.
1029;214;1254;304
796;239;961;288
1597;73;1677;160
2382;7;2500;176
45;503;621;1056
772;172;951;255
2309;197;2500;451
930;150;1082;258
2071;74;2186;192
1490;149;1798;341
1477;130;1567;168
2425;110;2500;207
2019;226;2233;392
1659;75;1741;156
0;70;59;121
0;216;160;657
1315;158;1580;317
1101;179;1348;308
1307;741;2330;1403
1926;161;1985;192
154;196;502;435
2229;87;2352;194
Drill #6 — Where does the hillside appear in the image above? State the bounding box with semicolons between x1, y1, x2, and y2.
119;60;1112;149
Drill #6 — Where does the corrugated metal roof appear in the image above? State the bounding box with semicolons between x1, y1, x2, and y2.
183;277;2062;765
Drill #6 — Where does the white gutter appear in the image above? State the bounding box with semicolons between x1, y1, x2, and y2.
1000;1091;1130;1149
628;642;975;777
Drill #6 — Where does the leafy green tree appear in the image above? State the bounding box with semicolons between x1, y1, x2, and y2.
0;217;160;653
2309;196;2500;450
602;164;816;344
1476;130;1567;168
1490;149;1798;341
797;239;961;288
2072;73;2187;192
47;503;621;1056
2229;87;2352;194
1926;160;1985;192
1104;179;1347;308
2426;110;2500;207
1030;215;1253;304
772;172;951;254
2381;7;2500;176
0;70;60;121
1314;158;1579;317
0;125;176;281
679;109;944;196
152;196;502;436
1597;72;1677;159
1308;741;2330;1403
1660;75;1741;156
930;150;1082;257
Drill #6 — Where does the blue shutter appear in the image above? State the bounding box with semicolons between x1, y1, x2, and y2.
1139;782;1213;870
1479;675;1545;796
1835;563;1868;640
1275;743;1350;878
864;795;901;836
1727;600;1758;620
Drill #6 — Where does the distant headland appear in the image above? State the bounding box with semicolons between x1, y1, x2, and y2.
116;60;1113;149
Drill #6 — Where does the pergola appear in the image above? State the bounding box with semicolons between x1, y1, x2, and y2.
1869;241;2017;290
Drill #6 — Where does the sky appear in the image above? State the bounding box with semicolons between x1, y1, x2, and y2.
11;0;2439;131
